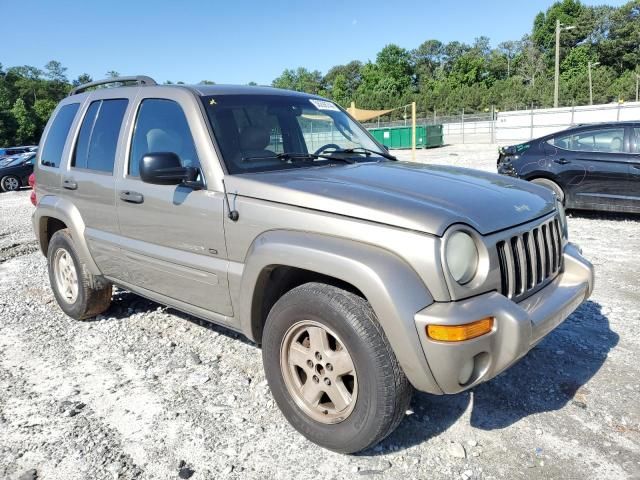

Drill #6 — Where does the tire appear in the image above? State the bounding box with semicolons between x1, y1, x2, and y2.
47;229;112;320
531;178;565;204
1;175;21;192
262;282;413;453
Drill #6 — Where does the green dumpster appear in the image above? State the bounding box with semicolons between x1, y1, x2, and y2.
368;125;443;149
424;124;443;148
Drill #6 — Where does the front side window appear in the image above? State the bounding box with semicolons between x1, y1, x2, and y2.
549;128;625;153
202;94;384;174
72;99;128;173
41;103;80;167
129;99;200;177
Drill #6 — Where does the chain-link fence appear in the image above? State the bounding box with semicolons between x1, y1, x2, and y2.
362;110;497;144
361;100;640;146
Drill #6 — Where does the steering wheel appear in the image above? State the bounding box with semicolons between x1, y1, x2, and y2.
314;143;341;155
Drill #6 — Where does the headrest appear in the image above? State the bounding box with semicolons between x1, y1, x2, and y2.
239;126;270;151
610;137;622;152
147;128;183;154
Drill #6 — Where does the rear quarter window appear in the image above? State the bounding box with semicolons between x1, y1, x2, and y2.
40;103;80;168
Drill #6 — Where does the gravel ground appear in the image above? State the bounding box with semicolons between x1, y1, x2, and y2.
1;146;639;480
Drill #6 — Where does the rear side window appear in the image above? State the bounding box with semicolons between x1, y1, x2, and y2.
129;99;200;177
633;127;640;153
549;128;625;153
72;99;128;173
41;103;80;167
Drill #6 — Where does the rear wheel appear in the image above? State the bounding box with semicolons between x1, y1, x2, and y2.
262;282;412;453
531;178;565;204
47;229;112;320
1;175;20;192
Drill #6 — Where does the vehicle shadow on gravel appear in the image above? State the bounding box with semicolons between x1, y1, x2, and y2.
568;210;640;222
368;300;618;454
95;289;255;346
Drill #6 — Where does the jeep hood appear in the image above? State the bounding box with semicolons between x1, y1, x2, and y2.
225;162;556;236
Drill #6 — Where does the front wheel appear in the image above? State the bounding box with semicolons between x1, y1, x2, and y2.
262;283;412;453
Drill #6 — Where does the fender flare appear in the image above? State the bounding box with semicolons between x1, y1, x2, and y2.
239;230;442;393
32;195;101;276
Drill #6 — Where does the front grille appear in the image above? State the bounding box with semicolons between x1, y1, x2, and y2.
497;216;564;300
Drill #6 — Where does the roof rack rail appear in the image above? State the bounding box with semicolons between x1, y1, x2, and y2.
68;75;157;96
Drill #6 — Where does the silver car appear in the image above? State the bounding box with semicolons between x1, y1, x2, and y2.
32;76;594;453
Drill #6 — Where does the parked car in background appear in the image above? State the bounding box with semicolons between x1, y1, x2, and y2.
0;146;34;158
497;122;640;213
0;152;36;191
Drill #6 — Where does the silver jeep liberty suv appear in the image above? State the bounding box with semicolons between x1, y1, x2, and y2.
32;76;594;453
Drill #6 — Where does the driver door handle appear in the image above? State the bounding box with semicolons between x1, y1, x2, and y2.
553;158;571;165
119;190;144;204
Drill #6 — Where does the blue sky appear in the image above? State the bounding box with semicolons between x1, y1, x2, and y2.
2;0;629;85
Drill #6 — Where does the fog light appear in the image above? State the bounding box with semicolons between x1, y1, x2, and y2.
458;358;474;385
426;318;494;342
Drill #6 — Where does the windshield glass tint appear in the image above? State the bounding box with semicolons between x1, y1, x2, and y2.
202;94;382;174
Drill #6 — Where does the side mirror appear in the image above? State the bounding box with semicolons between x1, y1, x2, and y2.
139;152;202;189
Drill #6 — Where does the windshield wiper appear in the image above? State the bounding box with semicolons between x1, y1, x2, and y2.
242;152;355;164
331;147;397;161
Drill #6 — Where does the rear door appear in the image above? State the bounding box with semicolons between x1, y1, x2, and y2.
61;93;131;276
628;126;640;211
546;126;630;210
114;93;232;316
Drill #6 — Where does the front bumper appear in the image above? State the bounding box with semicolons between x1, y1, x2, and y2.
414;243;594;394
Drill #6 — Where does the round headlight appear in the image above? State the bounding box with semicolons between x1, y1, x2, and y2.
445;231;479;285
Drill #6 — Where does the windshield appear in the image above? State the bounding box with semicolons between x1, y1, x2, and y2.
202;94;386;174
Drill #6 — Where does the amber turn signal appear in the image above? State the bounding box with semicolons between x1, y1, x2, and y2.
426;317;494;342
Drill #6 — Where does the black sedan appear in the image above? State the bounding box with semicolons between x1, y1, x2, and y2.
497;122;640;213
0;153;36;192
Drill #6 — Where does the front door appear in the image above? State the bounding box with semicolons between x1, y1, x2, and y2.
547;126;630;210
115;97;232;316
626;126;640;212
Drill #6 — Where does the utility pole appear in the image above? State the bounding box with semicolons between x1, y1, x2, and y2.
636;74;639;103
554;20;561;108
411;102;416;161
554;19;576;108
588;62;600;105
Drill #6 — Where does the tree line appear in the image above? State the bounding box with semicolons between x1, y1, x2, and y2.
272;0;639;116
1;0;638;146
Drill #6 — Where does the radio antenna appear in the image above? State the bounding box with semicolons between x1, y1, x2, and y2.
222;179;239;222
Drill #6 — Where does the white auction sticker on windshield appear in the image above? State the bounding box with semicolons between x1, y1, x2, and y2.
309;99;340;111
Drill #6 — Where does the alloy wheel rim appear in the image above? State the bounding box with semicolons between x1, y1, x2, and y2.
53;248;79;304
280;320;358;424
4;177;19;191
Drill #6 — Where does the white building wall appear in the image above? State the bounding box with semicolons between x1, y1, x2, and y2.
496;102;640;144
